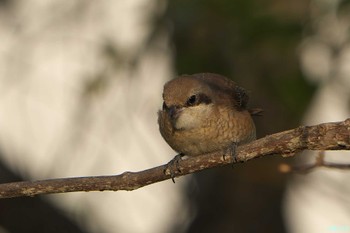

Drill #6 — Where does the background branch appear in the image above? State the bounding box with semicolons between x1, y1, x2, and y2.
0;118;349;199
279;151;350;173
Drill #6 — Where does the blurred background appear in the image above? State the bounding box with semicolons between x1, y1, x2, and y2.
0;0;349;233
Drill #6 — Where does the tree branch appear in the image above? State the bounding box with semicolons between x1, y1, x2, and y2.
0;119;349;199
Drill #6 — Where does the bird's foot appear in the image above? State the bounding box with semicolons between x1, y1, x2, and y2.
164;153;184;183
223;143;238;166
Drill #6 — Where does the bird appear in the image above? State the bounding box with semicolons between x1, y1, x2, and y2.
158;73;257;159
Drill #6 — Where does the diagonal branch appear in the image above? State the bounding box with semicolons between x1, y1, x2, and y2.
0;118;349;199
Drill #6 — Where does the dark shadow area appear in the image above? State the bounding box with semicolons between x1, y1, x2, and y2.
183;157;290;233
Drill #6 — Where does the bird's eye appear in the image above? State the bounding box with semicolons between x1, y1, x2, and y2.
186;95;197;106
162;102;167;110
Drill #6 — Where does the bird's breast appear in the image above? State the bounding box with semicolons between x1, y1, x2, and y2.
158;106;255;156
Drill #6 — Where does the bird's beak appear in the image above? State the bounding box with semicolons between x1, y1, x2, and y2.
168;106;182;120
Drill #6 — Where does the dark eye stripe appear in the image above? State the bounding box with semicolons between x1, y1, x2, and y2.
186;95;197;106
197;93;211;104
185;93;211;107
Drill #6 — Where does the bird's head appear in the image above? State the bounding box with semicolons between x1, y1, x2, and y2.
161;75;214;130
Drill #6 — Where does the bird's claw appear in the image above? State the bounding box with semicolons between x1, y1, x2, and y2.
164;153;184;183
223;143;238;166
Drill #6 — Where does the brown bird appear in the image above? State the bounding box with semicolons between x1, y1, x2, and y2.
158;73;256;158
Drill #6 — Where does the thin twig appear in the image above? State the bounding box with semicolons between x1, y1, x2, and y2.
0;118;349;199
280;151;350;173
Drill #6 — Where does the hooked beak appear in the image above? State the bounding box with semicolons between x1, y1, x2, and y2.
168;106;182;121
